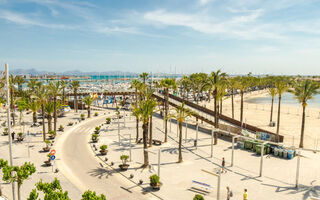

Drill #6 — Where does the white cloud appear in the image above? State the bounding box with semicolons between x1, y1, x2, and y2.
143;9;281;40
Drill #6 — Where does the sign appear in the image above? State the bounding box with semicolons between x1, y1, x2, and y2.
50;149;56;155
50;155;56;161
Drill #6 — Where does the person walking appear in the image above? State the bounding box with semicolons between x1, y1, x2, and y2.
11;131;15;141
243;189;248;200
221;157;227;173
226;187;231;200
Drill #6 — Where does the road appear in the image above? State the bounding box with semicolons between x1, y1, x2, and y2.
55;115;153;200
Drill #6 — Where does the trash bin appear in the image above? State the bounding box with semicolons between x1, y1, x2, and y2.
274;147;279;156
244;140;253;150
287;150;294;159
283;150;288;159
194;139;197;147
278;149;283;158
256;145;267;155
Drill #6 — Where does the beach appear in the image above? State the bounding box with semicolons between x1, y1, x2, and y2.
199;90;320;149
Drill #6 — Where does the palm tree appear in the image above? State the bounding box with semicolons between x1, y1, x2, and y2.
139;72;149;84
60;80;67;105
169;102;193;163
289;79;319;148
48;81;61;133
45;101;54;132
159;78;177;143
217;81;228;115
205;70;227;144
235;75;252;126
130;80;142;143
27;79;39;93
35;85;48;141
274;77;290;142
16;99;27;125
268;87;277;124
179;76;191;100
15;76;25;92
83;95;94;118
228;78;238;119
28;99;40;124
70;80;80;112
131;91;157;168
189;73;208;104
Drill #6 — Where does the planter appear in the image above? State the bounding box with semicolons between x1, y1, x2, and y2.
100;150;108;155
92;139;99;143
150;182;161;190
3;132;8;136
44;160;52;166
43;147;50;152
58;128;64;132
49;135;55;140
81;118;85;121
17;137;24;142
68;123;73;126
119;164;130;171
106;121;111;124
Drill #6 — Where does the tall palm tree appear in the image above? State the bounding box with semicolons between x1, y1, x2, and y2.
28;99;40;124
205;70;227;144
289;79;319;148
45;101;54;132
189;73;208;104
169;102;193;163
159;78;177;143
83;95;94;118
35;85;48;141
16;99;27;125
70;80;80;112
132;97;157;168
179;76;191;100
268;87;277;124
48;81;61;132
60;80;67;105
139;72;149;84
130;80;142;143
27;79;39;93
15;76;25;92
228;78;238;119
274;77;290;142
235;75;252;126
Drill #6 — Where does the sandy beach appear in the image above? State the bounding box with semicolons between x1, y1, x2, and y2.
198;90;320;149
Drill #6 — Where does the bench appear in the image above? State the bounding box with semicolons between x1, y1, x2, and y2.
137;138;143;144
192;180;214;191
152;139;162;146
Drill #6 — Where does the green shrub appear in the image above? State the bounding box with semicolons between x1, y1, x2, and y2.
81;190;106;200
106;117;111;122
59;125;64;129
18;132;23;137
92;134;99;140
94;112;98;116
149;174;160;186
193;194;204;200
100;145;107;151
120;155;129;165
48;131;56;136
95;126;100;131
80;114;85;118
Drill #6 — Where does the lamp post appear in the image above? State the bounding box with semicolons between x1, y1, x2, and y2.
5;63;16;200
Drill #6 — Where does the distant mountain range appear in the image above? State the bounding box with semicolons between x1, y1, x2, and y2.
9;68;140;76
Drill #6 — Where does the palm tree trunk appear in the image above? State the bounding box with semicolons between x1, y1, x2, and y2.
178;121;183;163
135;117;139;143
75;90;78;113
87;106;91;118
164;88;168;142
270;97;274;123
299;104;306;148
33;112;37;124
142;122;149;167
42;105;46;141
220;98;222;114
63;88;65;105
231;89;234;119
17;184;21;200
240;91;244;126
54;97;57;133
48;115;52;132
149;115;153;147
276;95;282;142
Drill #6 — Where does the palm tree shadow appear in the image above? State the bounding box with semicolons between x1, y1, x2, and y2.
88;166;115;179
161;147;188;155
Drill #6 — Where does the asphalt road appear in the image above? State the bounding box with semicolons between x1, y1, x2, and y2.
56;115;152;200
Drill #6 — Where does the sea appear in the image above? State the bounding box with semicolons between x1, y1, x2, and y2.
245;92;320;109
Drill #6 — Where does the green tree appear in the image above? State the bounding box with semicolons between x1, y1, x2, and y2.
169;102;193;163
83;96;94;118
289;79;319;148
70;80;80;113
130;80;142;143
2;162;36;200
228;77;238;119
0;159;8;196
139;72;149;84
268;87;277;124
28;99;40;124
45;101;55;132
235;75;252;127
17;99;28;125
35;84;48;141
159;78;177;143
81;190;106;200
28;178;70;200
48;81;61;133
274;77;290;142
60;80;67;105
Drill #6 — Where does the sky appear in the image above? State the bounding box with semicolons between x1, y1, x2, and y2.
0;0;320;75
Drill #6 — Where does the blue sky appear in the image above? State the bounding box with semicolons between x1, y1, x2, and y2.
0;0;320;75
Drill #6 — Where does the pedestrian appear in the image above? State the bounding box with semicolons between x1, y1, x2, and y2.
11;131;15;141
221;157;227;173
226;187;231;200
243;189;248;200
